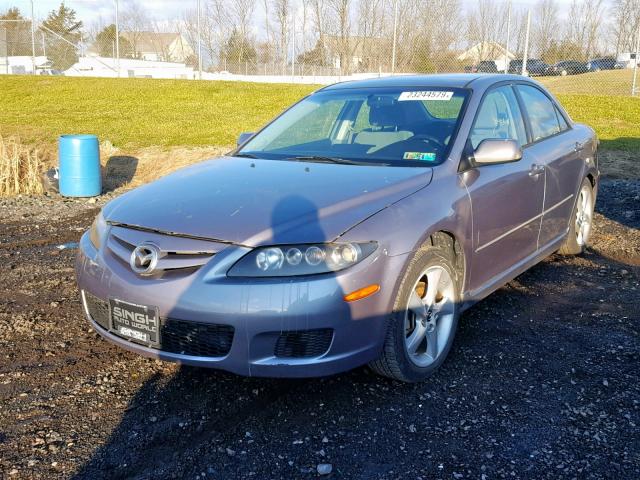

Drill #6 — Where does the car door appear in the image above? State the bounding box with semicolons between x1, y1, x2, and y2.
463;85;545;290
515;84;584;248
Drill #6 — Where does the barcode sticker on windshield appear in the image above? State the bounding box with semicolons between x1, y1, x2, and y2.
398;91;454;101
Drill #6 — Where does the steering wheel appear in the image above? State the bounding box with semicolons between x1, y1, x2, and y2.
410;134;444;150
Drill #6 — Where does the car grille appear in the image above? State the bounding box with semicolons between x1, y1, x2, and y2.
106;226;221;275
83;291;110;330
82;292;234;357
161;319;234;357
275;329;333;358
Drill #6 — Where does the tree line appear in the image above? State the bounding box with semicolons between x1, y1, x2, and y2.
2;0;639;73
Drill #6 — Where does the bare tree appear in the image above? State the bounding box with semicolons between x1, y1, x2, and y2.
509;7;530;56
120;0;150;58
466;0;510;60
310;0;328;43
533;0;560;57
565;0;606;59
272;0;290;74
182;0;234;70
325;0;357;74
356;0;386;71
261;0;274;64
610;0;640;54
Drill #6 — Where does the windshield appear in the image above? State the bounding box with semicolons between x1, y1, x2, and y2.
237;87;469;166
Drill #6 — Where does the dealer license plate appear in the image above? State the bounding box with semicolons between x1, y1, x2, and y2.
109;299;159;346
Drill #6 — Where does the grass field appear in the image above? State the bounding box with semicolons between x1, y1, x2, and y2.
1;74;640;152
539;68;637;96
0;76;315;149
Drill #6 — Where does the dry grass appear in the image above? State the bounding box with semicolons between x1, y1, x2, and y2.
101;145;230;193
0;136;43;197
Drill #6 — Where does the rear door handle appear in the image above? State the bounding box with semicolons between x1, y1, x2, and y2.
529;164;545;177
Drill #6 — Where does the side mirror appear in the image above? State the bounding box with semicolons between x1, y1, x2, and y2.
473;139;522;166
237;132;254;146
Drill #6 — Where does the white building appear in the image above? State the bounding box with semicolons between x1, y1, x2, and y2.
65;56;195;79
0;56;50;75
616;52;639;68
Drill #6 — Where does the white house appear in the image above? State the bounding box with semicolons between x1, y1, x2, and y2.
457;41;515;71
120;32;195;63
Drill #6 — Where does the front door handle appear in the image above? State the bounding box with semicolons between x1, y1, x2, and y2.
529;164;545;177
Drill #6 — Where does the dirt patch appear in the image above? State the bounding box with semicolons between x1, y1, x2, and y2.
598;150;640;179
0;179;638;479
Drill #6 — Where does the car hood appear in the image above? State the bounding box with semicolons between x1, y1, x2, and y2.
104;156;433;246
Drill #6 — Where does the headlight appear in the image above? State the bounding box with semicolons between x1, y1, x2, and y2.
89;211;108;250
228;242;377;277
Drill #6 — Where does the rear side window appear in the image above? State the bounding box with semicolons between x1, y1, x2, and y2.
555;107;569;131
517;85;561;142
470;85;527;149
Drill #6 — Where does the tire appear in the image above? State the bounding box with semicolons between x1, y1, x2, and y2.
369;237;462;382
558;177;594;256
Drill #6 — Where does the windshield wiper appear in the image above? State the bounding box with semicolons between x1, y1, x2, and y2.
233;152;259;159
286;155;387;166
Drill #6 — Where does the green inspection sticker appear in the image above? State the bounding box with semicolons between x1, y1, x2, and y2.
403;152;437;161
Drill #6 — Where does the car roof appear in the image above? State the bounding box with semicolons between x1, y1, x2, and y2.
319;73;528;92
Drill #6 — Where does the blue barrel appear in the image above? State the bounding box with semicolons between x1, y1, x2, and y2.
58;134;101;197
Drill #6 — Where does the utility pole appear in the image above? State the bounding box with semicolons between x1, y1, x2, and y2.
504;1;511;74
391;0;398;74
632;22;640;96
521;9;531;76
30;0;35;74
197;0;202;80
115;0;120;77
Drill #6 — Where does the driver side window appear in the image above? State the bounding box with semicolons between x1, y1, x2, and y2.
470;86;527;150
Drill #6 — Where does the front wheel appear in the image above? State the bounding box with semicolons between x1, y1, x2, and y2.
558;178;594;255
369;241;461;382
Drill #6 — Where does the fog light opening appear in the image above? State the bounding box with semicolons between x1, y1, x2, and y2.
344;284;380;302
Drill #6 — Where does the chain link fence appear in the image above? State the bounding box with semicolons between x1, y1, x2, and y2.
1;0;640;95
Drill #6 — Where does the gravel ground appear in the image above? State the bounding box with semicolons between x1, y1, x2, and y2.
0;179;638;480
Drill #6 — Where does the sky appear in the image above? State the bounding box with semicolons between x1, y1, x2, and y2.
2;1;185;25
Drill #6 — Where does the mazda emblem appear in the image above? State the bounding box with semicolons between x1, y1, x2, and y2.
130;244;161;276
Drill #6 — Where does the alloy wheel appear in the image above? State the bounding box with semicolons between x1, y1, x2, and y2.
404;266;456;367
575;184;593;247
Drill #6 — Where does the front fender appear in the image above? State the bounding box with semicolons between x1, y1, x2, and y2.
339;172;473;292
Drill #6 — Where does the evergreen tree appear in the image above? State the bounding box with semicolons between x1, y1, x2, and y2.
221;29;257;68
0;7;32;56
95;24;132;58
41;2;82;70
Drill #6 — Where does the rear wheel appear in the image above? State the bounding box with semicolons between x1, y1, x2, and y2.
558;178;594;255
369;240;461;382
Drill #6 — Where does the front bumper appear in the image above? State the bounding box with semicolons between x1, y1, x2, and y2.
75;231;408;377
